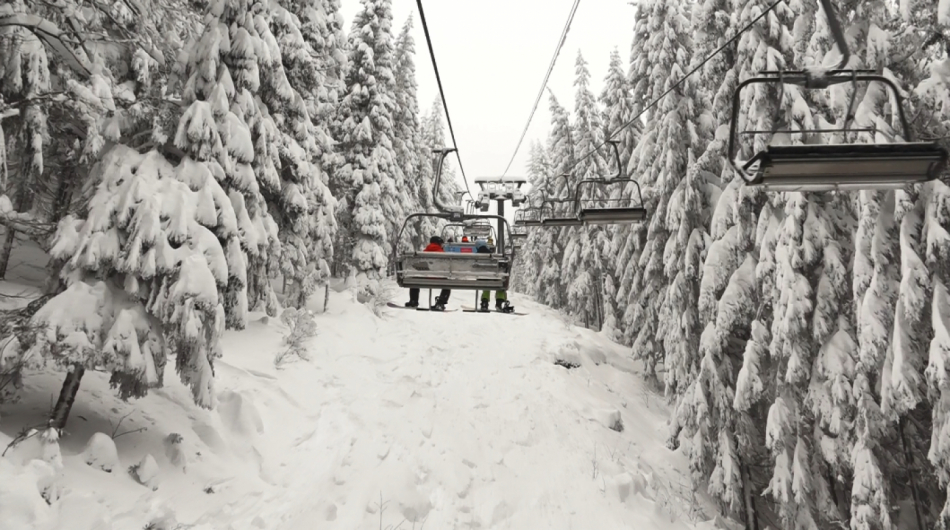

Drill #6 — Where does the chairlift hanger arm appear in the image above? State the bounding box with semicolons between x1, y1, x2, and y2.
572;178;645;213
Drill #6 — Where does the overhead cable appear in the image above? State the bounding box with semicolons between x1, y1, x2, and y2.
415;0;474;200
561;0;787;177
501;0;583;177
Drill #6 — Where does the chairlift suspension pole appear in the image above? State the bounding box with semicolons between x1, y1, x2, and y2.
497;199;505;255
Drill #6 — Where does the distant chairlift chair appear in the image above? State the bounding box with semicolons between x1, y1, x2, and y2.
573;141;648;224
540;197;583;227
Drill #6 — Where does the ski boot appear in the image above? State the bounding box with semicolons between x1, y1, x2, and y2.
431;295;447;312
498;301;515;314
479;299;490;313
405;301;419;308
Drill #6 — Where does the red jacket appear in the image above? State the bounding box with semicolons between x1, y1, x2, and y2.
424;243;443;252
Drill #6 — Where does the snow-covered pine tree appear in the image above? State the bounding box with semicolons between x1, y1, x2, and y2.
176;0;287;329
612;0;653;346
600;48;637;187
563;51;608;328
0;0;50;279
538;92;574;309
891;7;950;522
334;0;401;290
517;141;553;298
627;0;695;386
26;145;240;427
392;16;425;250
681;4;766;518
265;0;337;309
598;49;635;331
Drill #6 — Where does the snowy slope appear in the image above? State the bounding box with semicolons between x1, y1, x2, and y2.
1;281;713;530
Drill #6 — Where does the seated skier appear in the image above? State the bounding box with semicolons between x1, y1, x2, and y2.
405;236;452;311
475;240;514;313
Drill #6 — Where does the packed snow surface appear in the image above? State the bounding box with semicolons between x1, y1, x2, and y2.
1;282;708;529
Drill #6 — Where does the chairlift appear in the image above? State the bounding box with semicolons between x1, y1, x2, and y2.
541;197;583;227
537;174;582;226
573;141;648;224
393;148;516;291
728;0;947;192
515;205;544;227
510;220;528;240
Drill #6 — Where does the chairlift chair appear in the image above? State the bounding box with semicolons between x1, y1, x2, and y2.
575;179;647;224
728;0;948;192
572;141;648;224
540;198;583;227
393;148;516;291
516;206;544;227
510;221;528;240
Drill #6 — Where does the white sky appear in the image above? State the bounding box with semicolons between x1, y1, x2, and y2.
340;0;635;205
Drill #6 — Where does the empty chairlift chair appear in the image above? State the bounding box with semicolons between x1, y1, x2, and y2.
540;198;583;227
727;0;947;192
569;140;648;224
516;205;544;227
574;176;647;225
510;212;528;241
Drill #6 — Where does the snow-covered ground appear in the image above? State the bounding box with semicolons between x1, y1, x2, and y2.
1;278;717;530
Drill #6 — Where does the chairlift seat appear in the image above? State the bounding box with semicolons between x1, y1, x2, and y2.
542;217;583;227
443;242;477;253
396;251;510;290
578;207;648;224
746;142;947;191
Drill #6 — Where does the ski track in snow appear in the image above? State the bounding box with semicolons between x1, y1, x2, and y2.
0;283;712;530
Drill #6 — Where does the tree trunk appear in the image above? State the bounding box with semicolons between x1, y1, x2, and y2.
0;177;32;280
899;416;925;530
323;283;330;313
50;365;85;430
740;458;758;530
0;226;17;280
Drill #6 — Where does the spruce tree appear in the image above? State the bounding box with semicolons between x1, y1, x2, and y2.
392;16;424;250
335;0;400;289
267;0;338;308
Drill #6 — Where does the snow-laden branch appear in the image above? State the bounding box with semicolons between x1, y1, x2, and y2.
0;14;92;77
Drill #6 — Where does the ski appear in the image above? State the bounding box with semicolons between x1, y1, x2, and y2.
386;302;457;313
460;306;528;316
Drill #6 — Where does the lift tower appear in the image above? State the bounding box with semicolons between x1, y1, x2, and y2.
473;177;527;254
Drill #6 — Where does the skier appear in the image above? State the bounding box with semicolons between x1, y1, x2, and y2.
475;240;514;313
405;236;452;311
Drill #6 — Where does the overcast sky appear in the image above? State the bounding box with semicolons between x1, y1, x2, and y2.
340;0;635;202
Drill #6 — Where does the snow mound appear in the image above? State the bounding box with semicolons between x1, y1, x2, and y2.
129;454;160;489
216;389;264;437
81;432;119;472
0;458;56;528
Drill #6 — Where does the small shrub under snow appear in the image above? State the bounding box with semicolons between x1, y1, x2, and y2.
275;307;317;368
163;433;188;472
129;453;160;490
554;359;580;370
81;432;119;472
